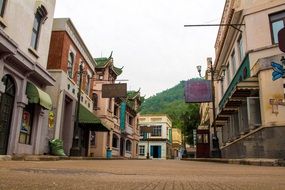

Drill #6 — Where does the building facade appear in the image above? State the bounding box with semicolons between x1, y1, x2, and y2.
171;128;182;159
214;0;285;158
138;114;172;159
0;0;56;155
46;18;108;156
91;54;142;158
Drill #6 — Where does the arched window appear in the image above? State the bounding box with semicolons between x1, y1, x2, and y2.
126;140;132;152
67;52;74;78
92;93;98;110
112;134;119;148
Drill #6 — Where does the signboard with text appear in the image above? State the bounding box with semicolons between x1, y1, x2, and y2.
102;83;127;98
185;79;212;103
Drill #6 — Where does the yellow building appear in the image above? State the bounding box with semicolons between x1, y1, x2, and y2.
171;128;182;159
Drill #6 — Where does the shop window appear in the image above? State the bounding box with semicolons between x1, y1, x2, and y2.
19;103;34;144
139;145;145;156
269;11;285;44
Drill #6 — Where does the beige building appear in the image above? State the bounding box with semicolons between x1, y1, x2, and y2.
138;114;172;159
0;0;56;155
91;54;143;158
213;0;285;158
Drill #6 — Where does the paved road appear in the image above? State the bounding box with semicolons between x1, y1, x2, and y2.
0;159;285;190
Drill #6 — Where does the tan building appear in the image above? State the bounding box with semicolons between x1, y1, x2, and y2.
0;0;56;155
91;54;143;158
213;0;285;158
46;18;108;156
138;114;172;159
171;128;182;158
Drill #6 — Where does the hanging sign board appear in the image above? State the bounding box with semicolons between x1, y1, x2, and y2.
185;79;212;103
102;83;127;98
278;27;285;53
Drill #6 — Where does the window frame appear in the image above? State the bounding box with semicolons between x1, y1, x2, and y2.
139;145;145;156
67;52;75;78
269;11;285;44
30;12;42;50
151;125;162;137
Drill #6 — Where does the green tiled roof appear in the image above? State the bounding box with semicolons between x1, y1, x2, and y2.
94;52;123;76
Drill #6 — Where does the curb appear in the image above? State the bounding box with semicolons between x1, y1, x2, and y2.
181;158;281;167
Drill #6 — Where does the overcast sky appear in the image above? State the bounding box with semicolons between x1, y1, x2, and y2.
54;0;225;97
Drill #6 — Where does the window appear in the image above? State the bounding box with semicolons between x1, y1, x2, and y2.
126;140;132;152
112;134;118;148
0;0;7;17
128;115;133;126
114;104;119;116
237;36;244;61
90;131;96;146
270;11;285;44
226;64;231;86
220;80;224;97
231;51;236;75
67;52;74;78
139;145;145;156
92;93;98;109
197;134;209;144
19;103;34;144
85;75;91;95
108;98;112;110
151;126;161;136
30;5;48;50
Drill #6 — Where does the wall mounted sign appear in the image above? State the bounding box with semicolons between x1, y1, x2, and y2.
102;83;127;98
185;79;212;103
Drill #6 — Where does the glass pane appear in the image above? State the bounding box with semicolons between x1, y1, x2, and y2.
30;32;37;48
0;0;4;15
272;20;284;44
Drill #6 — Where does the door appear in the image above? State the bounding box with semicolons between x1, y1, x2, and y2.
157;146;161;158
0;75;15;154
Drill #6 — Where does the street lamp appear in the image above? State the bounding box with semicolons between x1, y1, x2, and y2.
70;64;85;156
196;58;221;158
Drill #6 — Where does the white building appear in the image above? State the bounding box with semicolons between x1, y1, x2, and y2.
138;115;172;159
0;0;56;155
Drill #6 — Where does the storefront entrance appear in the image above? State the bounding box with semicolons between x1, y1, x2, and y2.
151;145;161;158
0;75;15;154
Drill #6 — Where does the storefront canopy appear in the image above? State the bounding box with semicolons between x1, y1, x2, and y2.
79;105;109;132
26;82;52;110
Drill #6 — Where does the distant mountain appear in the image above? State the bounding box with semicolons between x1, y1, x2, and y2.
140;81;199;139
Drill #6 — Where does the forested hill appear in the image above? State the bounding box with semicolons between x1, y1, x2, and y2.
140;81;185;114
140;81;200;139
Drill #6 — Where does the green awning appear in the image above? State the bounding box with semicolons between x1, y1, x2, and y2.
26;82;52;110
79;105;109;132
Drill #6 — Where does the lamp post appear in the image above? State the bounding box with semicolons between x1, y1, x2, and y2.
196;58;221;158
70;64;84;156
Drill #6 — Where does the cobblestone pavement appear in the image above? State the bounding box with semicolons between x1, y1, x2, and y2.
1;159;285;190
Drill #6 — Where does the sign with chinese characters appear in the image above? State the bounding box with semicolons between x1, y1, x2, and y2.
185;79;212;103
102;83;127;98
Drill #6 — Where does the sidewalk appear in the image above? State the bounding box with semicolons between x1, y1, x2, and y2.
0;155;127;161
182;158;285;167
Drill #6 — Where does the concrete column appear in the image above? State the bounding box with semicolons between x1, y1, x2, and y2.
34;107;45;154
54;90;64;139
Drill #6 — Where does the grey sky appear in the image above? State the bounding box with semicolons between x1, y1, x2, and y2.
54;0;225;97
